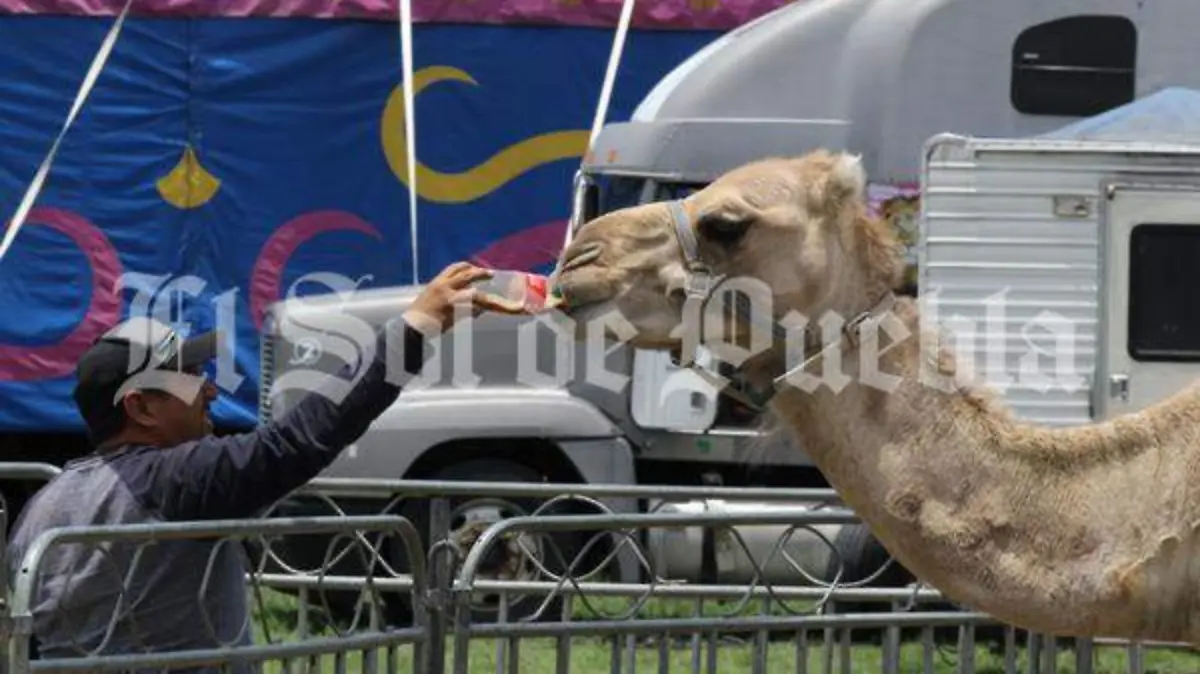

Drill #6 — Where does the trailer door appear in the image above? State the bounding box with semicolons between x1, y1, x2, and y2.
1100;184;1200;418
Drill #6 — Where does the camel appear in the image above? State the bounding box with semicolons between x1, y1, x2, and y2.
547;150;1200;644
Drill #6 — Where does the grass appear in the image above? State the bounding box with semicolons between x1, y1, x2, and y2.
247;636;1200;674
245;588;1200;673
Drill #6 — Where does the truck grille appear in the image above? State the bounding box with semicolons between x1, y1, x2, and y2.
258;313;275;424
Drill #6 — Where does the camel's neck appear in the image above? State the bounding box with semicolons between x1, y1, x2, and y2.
751;295;1200;641
761;295;1014;506
753;295;1048;598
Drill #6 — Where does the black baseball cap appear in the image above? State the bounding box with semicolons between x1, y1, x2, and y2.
73;317;218;444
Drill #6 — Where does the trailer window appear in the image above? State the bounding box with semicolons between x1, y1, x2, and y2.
1127;224;1200;361
1011;16;1136;117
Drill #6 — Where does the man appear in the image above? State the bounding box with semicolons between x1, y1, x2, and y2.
6;261;511;670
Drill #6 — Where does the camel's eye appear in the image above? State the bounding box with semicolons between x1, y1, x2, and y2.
697;214;751;246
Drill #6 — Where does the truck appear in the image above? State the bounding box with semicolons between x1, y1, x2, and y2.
257;0;1200;624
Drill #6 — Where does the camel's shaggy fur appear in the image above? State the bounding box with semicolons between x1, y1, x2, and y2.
552;150;1200;643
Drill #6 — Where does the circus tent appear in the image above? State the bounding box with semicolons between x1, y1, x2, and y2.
0;0;785;430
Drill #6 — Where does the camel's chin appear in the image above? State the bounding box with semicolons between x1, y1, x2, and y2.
560;299;615;327
629;338;683;352
559;300;680;348
558;300;624;342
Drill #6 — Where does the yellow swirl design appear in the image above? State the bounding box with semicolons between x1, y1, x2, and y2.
381;65;590;204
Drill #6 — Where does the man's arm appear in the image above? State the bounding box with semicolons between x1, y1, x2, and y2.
129;317;431;521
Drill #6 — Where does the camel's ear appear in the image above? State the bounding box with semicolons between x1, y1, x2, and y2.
808;152;867;215
828;152;866;202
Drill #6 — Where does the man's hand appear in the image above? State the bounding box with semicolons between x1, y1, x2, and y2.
402;262;526;336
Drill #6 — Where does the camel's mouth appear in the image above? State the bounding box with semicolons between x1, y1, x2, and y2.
552;269;618;319
550;243;612;311
552;201;689;346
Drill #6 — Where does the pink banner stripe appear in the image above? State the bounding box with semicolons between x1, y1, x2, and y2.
0;0;793;30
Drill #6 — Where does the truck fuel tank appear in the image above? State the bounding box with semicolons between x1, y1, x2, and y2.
644;499;852;587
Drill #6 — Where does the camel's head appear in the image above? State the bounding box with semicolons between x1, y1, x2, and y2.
552;151;905;356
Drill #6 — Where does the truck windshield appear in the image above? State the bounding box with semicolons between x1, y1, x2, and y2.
572;177;710;240
655;182;706;201
593;174;647;216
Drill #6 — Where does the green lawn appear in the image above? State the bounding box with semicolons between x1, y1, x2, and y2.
251;638;1200;674
246;589;1200;673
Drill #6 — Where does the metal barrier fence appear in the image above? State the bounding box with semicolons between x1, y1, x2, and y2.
9;516;427;674
0;466;1194;673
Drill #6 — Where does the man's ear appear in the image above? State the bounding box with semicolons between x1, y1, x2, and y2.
120;391;157;427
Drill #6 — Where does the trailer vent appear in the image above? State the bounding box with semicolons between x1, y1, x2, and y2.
1011;15;1136;118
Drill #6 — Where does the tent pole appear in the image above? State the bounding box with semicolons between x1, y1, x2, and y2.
398;0;419;283
0;0;135;264
562;0;637;253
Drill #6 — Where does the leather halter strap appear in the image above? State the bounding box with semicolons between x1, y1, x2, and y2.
663;198;897;411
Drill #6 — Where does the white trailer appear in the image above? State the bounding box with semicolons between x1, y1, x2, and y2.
919;88;1200;426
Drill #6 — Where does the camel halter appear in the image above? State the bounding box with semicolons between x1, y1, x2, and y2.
664;198;898;411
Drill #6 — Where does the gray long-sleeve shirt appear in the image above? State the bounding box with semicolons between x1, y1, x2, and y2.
6;317;428;672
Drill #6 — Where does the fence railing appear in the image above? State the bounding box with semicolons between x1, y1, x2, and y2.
0;466;1194;673
7;515;426;673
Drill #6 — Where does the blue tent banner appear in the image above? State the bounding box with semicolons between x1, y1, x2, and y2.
0;15;718;432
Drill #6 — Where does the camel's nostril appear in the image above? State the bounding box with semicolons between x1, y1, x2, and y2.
562;243;603;272
668;286;687;305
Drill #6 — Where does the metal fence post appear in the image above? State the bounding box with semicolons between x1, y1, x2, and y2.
425;497;453;674
0;463;61;674
4;614;31;674
1074;637;1094;674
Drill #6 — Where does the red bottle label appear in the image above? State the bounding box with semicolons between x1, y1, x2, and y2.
524;274;549;308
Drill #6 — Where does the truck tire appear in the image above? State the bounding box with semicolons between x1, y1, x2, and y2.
246;495;380;632
822;524;915;615
818;523;926;645
385;458;594;627
822;525;1013;648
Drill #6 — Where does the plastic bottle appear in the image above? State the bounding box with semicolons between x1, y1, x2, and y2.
474;270;566;312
